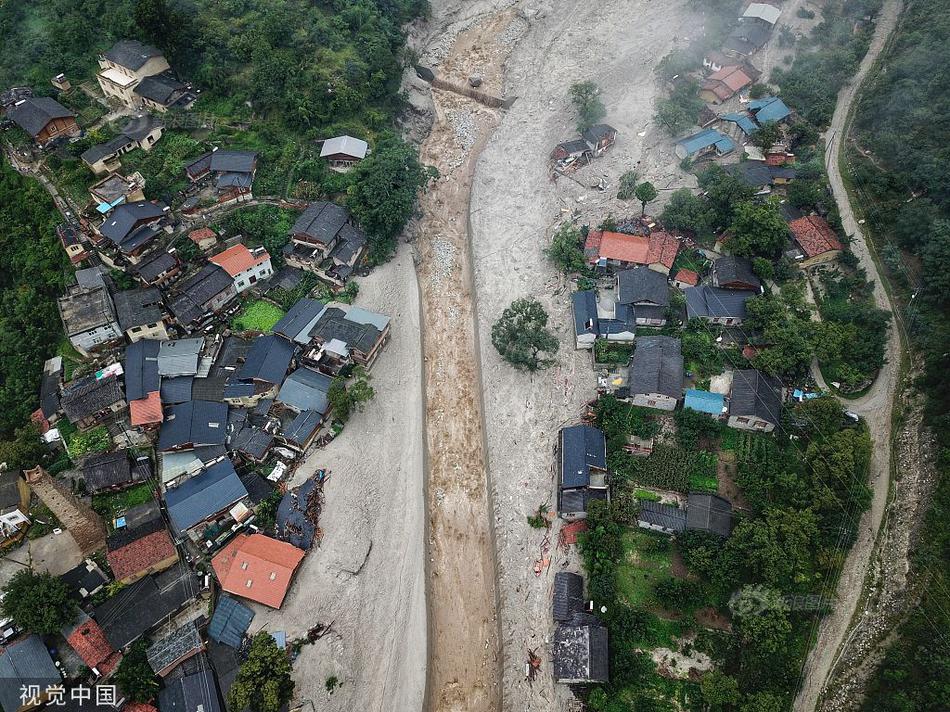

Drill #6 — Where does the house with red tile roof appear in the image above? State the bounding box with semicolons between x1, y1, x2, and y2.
211;532;305;609
209;244;273;294
65;614;122;676
129;390;163;428
700;65;754;104
585;230;679;275
107;519;179;584
788;215;843;267
188;227;218;251
672;268;700;289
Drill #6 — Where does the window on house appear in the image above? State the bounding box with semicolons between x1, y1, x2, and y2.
237;281;245;288
249;276;257;284
131;326;142;333
648;400;657;406
241;561;248;570
737;417;749;424
269;572;276;581
245;579;253;588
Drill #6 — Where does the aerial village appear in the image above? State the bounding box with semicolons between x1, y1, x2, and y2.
0;39;389;712
544;1;853;695
0;0;894;709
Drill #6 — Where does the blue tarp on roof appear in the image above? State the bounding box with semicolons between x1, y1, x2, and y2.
720;112;758;135
208;594;254;648
748;96;791;124
165;458;247;533
684;389;726;415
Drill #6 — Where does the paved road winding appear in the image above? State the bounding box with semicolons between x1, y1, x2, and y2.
794;1;905;709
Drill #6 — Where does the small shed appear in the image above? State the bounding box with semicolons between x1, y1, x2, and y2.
552;571;585;622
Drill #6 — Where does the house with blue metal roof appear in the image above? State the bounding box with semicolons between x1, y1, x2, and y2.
684;389;726;417
158;399;228;451
558;426;609;519
674;128;735;160
165;458;248;535
277;367;332;415
719;112;758;136
748;96;792;124
280;410;324;451
208;594;254;648
237;334;295;389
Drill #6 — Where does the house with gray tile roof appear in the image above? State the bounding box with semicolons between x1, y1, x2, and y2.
627;336;683;411
684;285;755;325
553;614;609;684
616;267;670;325
0;635;60;712
728;369;782;432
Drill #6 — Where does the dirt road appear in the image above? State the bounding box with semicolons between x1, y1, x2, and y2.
793;1;906;709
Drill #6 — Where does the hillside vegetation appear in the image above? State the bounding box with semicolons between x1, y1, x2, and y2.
845;0;950;708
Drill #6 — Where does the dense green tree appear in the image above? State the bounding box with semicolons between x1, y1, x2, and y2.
347;135;433;262
729;201;790;258
544;223;587;274
114;640;160;702
731;585;792;655
751;121;783;150
655;79;704;135
1;570;76;634
569;81;606;132
921;219;950;298
491;298;559;372
228;632;295;712
0;163;69;438
617;170;640;200
634;181;658;217
697;165;756;229
660;188;713;237
0;423;47;473
700;671;741;710
134;0;182;55
327;367;374;424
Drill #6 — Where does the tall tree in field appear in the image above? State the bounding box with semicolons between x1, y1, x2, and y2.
569;81;606;133
228;633;295;712
634;181;658;216
491;298;559;372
